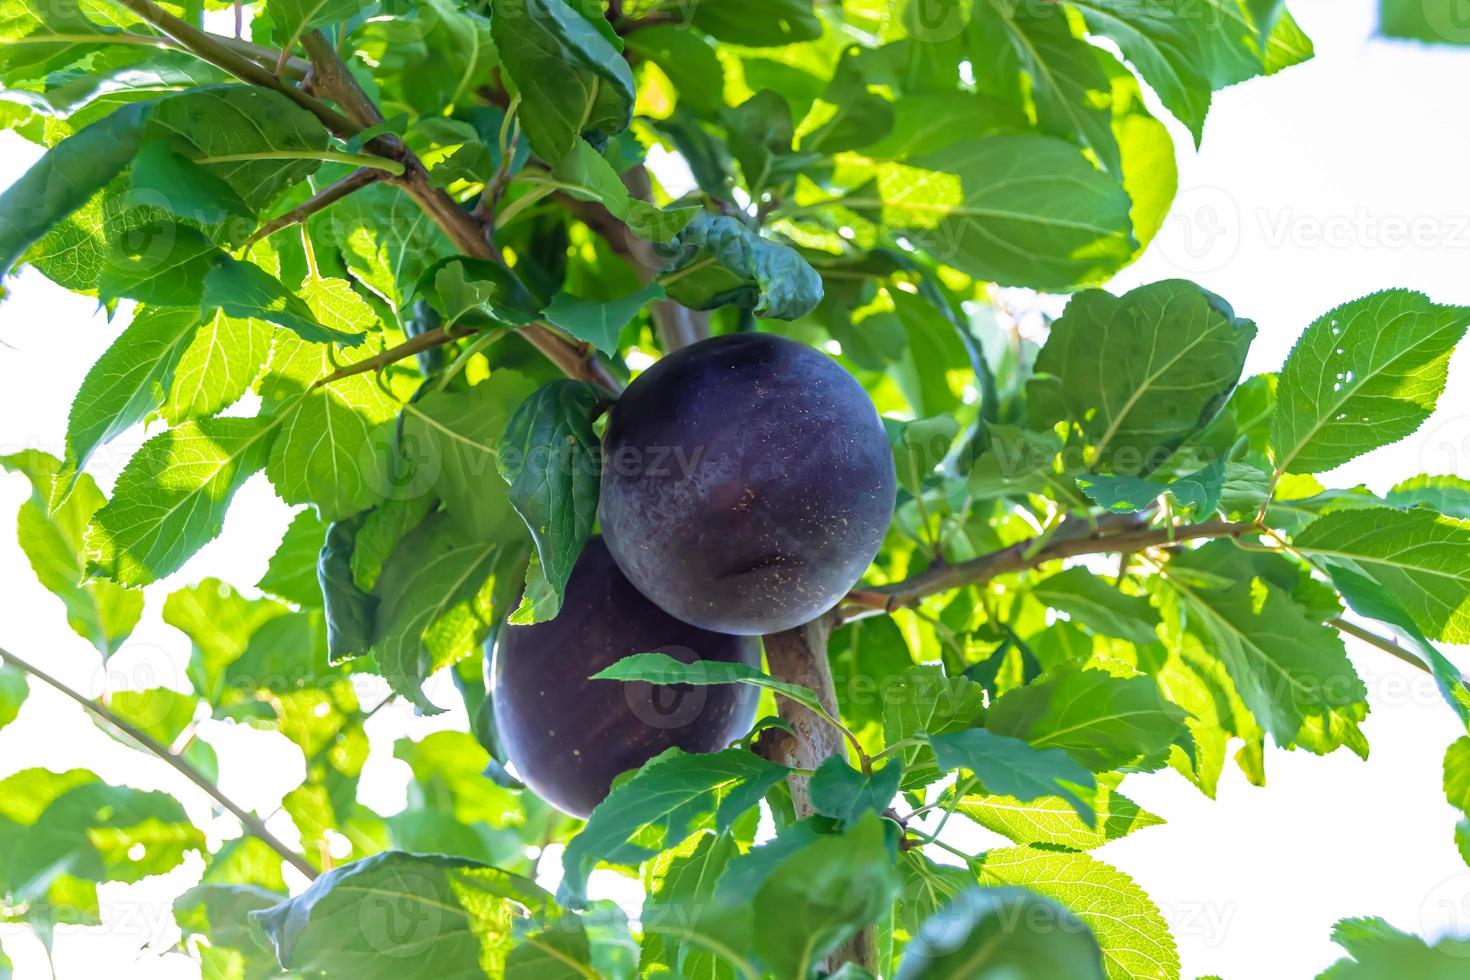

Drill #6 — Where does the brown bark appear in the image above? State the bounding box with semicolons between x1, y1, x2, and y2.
760;611;877;973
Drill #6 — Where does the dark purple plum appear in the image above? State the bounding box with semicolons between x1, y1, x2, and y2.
599;333;896;635
491;537;760;818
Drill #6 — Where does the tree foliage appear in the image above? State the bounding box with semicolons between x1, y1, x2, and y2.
0;1;1467;978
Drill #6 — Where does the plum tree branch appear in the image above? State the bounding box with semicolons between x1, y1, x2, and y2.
842;515;1261;619
294;31;624;393
103;4;622;394
244;166;383;246
312;325;477;388
0;646;319;881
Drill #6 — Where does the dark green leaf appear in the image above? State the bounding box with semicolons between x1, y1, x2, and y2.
125;141;252;224
1077;457;1227;517
319;516;379;665
751;812;900;977
657;212;823;319
258;509;328;607
492;0;635;163
372;513;501;713
809;757;903;824
559;747;789;906
497;380;603;623
1034;280;1255;475
594;652;828;717
202;256;366;347
543;282;666;356
929;728;1097;825
251;852;552;978
896;885;1105;980
0;101;149;276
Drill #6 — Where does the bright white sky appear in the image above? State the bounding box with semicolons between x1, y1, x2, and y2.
2;1;1469;977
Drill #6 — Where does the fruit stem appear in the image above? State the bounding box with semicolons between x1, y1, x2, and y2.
0;645;318;880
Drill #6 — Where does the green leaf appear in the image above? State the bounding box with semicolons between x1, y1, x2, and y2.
331;184;455;309
751;812;901;978
251;851;552;978
690;0;820;46
1163;542;1369;757
1320;916;1470;978
1077;457;1227;518
624;25;725;114
929;728;1098;825
886;415;961;497
491;0;635;164
657;212;824;319
104;687;199;745
979;1;1120;173
261;0;360;52
1295;507;1470;644
372;513;501;713
351;494;436;591
162;308;275;424
0;662;28;733
641;832;740;980
977;848;1179;980
259;331;400;522
202;257;366;347
100;219;221;306
959;783;1164;851
319;516;379;665
258;509;328;607
593;652;828;717
400;371;538;539
553;140;697;243
174;882;285;980
1322;555;1470;728
1031;567;1162;644
85;416;278;587
558;747;789;906
1446;737;1470;817
61;306;198;489
988;666;1188;772
896;885;1106;980
809;757;903;824
497;380;603;623
1072;1;1213;143
1271;290;1470;475
1389;475;1470;519
882;666;987;790
0;101;149;276
1;451;143;655
1034;280;1255;474
125;141;252;224
164;578;288;704
5;774;205;904
543;282;666;356
849;135;1134;292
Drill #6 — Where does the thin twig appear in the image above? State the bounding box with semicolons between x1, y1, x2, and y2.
842;515;1260;619
0;646;318;880
313;326;477;388
1330;616;1463;683
297;31;624;394
244;167;382;247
